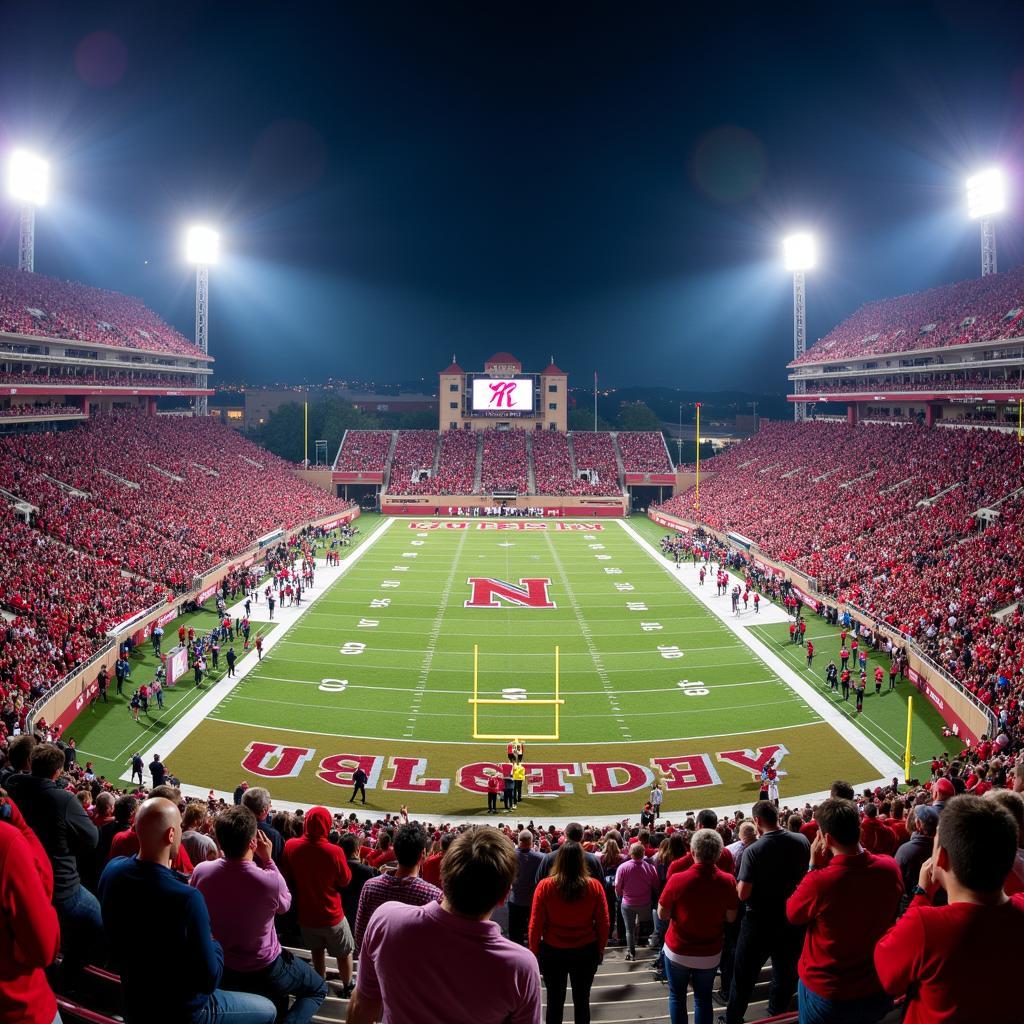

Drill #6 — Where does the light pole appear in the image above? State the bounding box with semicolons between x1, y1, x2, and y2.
6;150;49;272
966;168;1005;277
783;232;817;422
185;226;219;417
676;402;682;466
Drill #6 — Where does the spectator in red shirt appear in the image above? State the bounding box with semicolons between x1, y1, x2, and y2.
787;798;903;1023
657;828;738;1024
528;841;608;1024
666;809;735;878
0;794;60;1024
859;804;897;855
282;806;354;994
986;789;1024;896
874;795;1024;1024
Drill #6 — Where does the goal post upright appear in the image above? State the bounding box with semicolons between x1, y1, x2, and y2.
468;643;565;741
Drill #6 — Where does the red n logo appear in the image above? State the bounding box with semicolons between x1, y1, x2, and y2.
465;577;556;609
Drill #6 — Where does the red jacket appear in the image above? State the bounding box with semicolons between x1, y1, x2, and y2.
283;806;352;928
787;850;903;1001
528;877;609;953
0;815;60;1024
860;818;897;855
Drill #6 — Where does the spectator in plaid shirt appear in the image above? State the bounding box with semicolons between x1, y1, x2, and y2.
353;823;441;952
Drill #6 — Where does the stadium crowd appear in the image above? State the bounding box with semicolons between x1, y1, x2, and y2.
0;731;1021;1024
617;431;673;474
480;428;529;494
793;263;1024;365
333;431;392;474
0;370;201;389
0;403;82;418
655;419;1024;762
384;430;439;493
568;432;621;495
0;265;208;359
794;371;1012;396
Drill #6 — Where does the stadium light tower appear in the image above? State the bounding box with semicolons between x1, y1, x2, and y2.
783;232;816;423
185;225;219;416
6;149;49;272
966;168;1005;277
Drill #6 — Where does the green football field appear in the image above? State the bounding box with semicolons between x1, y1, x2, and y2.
73;513;959;816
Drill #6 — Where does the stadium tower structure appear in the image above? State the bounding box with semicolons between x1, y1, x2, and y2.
787;264;1024;429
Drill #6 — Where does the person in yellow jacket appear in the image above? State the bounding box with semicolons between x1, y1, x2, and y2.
511;762;527;805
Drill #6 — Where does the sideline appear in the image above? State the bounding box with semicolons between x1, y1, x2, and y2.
617;518;904;794
121;516;396;785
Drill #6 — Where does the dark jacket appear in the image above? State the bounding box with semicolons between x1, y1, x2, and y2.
342;857;377;925
99;856;222;1023
257;819;285;866
9;775;98;902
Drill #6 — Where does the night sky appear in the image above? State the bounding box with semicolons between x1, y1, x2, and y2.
1;1;1024;392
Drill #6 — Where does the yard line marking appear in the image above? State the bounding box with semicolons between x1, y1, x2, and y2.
543;531;629;741
617;518;903;784
402;526;469;739
116;515;398;784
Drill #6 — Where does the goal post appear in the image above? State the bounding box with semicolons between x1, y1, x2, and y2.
468;643;565;740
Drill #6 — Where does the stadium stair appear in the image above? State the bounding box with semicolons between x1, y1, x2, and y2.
431;432;442;476
525;429;537;493
611;431;627;487
473;431;484;493
381;430;399;491
332;430;347;472
567;432;580;477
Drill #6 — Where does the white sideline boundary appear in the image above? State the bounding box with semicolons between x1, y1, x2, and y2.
121;516;397;785
123;514;902;825
617;519;904;796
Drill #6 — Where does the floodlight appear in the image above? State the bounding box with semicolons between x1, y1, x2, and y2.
185;225;219;265
783;232;816;272
7;150;49;206
966;168;1005;220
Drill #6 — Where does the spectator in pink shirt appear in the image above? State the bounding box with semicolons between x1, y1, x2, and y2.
614;842;660;960
347;827;541;1024
191;806;327;1024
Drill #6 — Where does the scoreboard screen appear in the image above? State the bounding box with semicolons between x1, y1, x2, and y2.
470;376;535;415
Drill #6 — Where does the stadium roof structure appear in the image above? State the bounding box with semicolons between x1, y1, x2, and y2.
439;360;464;374
484;351;522;369
792;264;1024;368
542;361;567;375
0;264;210;361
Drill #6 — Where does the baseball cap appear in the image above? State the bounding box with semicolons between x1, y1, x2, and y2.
932;778;955;800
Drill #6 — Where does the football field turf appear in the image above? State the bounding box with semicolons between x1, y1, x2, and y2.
143;514;957;817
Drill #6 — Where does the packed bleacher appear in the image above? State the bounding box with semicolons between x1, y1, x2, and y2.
0;413;346;589
655;419;1024;759
794;263;1024;364
531;428;580;495
420;427;477;495
1;728;1021;1024
617;430;673;473
0;265;207;359
0;369;201;389
332;430;391;473
0;403;81;418
479;428;528;494
570;430;623;494
385;429;439;493
796;371;1004;395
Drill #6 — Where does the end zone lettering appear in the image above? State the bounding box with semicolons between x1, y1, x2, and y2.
238;745;787;796
408;521;603;531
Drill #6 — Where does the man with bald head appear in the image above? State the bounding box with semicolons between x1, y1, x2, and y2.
99;797;276;1024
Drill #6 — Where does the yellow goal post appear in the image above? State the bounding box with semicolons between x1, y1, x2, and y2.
468;644;565;740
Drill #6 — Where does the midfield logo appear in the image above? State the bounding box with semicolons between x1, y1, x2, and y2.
464;577;556;609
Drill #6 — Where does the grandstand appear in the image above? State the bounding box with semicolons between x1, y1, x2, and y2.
0;266;213;423
790;265;1024;427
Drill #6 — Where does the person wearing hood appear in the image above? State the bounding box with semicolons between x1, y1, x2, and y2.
282;806;354;995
